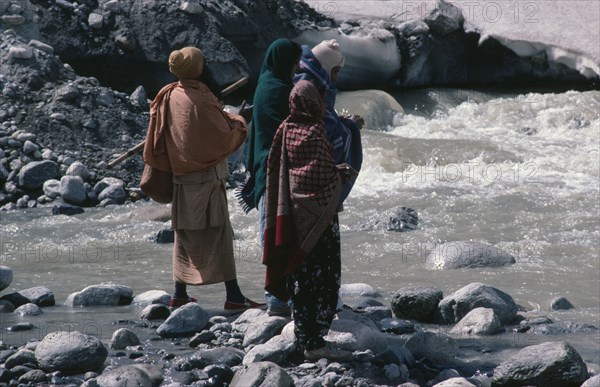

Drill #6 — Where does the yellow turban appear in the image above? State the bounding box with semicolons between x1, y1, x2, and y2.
168;47;204;79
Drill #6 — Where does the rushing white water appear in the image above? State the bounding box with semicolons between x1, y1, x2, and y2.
1;88;599;365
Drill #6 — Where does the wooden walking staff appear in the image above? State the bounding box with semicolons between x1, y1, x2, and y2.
107;76;249;168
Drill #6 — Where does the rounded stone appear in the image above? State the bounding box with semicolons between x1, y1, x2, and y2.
35;331;107;374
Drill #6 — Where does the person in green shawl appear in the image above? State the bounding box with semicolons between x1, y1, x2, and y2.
237;38;302;316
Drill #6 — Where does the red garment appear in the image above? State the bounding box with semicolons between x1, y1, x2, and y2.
263;80;342;301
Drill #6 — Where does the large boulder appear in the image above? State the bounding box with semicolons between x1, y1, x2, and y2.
243;335;297;365
425;241;515;270
18;160;59;189
59;175;86;204
98;184;127;204
437;283;518;324
65;284;133;307
17;286;55;306
243;316;289;347
391;286;443;322
492;341;588;387
35;331;107;374
156;302;209;337
450;307;502;336
230;361;294;387
0;266;13;292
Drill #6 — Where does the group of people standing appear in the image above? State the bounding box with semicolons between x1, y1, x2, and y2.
143;38;363;361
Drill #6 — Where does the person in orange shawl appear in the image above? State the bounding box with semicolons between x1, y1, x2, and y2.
144;46;264;310
263;80;358;361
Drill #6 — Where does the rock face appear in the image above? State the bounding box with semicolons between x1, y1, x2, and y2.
450;307;502;336
425;241;516;270
35;331;108;374
437;283;518;324
157;302;209;337
65;284;133;307
230;361;294;387
492;341;588;387
391;286;443;322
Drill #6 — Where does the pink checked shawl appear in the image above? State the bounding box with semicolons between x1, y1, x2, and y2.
263;80;342;301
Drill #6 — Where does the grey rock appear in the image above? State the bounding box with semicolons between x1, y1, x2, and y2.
378;318;416;334
14;303;43;316
59;175;86;204
243;316;289;347
391;286;443;322
423;0;465;36
232;309;269;334
433;377;476;387
405;332;458;369
8;45;33;59
35;331;107;374
581;374;600;387
175;347;244;370
96;90;115;106
189;330;217;347
65;284;133;307
132;290;170;306
425;241;515;270
153;228;174;244
98;184;127;204
492;341;588;387
41;149;56;160
95;365;153;387
157;302;209;337
54;85;80;103
180;2;203;15
18;160;59;189
230;361;294;387
52;204;85;215
18;369;47;384
88;13;103;29
140;303;171;320
437;283;518;324
130;86;148;108
29;40;54;54
387;206;419;231
104;0;121;13
5;349;37;369
362;306;393;322
65;161;89;179
109;328;141;350
550;296;575;310
450;307;502;336
22;140;39;154
18;286;55;306
43;179;61;198
0;266;13;291
339;283;381;298
399;20;430;36
0;164;8;182
1;15;25;26
243;334;296;365
0;300;16;312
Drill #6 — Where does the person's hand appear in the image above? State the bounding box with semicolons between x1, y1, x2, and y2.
335;163;358;183
239;102;253;123
348;114;365;130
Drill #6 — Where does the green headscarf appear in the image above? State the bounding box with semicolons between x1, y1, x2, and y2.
243;38;301;209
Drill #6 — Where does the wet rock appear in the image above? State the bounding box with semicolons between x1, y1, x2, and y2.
43;179;61;198
18;369;47;384
98;184;127;204
22;140;39;154
5;349;37;369
232;309;269;334
65;284;133;307
140;304;171;320
425;241;515;270
133;290;170;306
437;283;518;324
243;316;289;347
342;297;384;310
362;306;393;322
152;228;174;244
14;303;43;316
60;175;86;204
174;347;244;370
405;332;458;369
157;302;209;337
29;40;54;54
230;361;294;387
95;365;153;387
130;86;148;108
8;322;35;331
65;161;89;179
391;286;443;322
378;318;416;334
0;300;16;312
581;374;600;387
450;307;501;336
0;266;13;291
340;283;381;298
180;2;203;15
35;331;107;374
528;321;599;335
9;45;33;59
189;330;217;347
433;377;476;386
243;334;296;365
109;328;141;350
550;296;574;310
93;177;124;194
423;0;464;36
52;204;85;215
18;160;59;189
492;341;588;387
18;286;55;307
387;206;419;231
